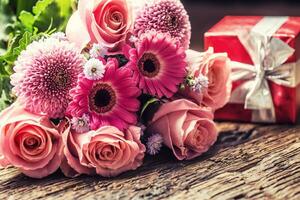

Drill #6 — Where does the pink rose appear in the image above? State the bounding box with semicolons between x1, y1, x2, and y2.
0;147;9;168
61;125;145;177
0;103;66;178
181;48;231;110
66;0;132;52
148;99;218;160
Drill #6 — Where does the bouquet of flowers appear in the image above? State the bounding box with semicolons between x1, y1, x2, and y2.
0;0;231;178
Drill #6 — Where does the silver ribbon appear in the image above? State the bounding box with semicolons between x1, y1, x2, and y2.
230;17;296;122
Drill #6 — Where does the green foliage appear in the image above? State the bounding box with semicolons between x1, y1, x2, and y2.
0;0;76;111
140;98;159;119
139;95;162;124
0;0;16;54
0;75;13;111
13;31;34;56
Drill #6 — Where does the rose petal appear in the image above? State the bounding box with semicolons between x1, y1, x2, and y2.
20;146;63;179
148;99;217;160
66;11;91;50
62;126;95;175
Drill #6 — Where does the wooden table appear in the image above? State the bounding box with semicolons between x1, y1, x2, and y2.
1;123;299;200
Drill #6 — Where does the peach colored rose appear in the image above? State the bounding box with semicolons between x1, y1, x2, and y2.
61;125;145;177
0;147;9;168
0;103;66;178
181;48;231;110
148;99;218;160
66;0;132;52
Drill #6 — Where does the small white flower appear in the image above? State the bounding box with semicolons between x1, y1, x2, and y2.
189;79;196;86
89;43;108;58
84;58;106;80
51;32;67;41
146;134;164;155
191;74;209;93
71;114;90;133
129;35;138;44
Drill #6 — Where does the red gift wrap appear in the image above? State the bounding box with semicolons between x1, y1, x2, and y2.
205;16;300;123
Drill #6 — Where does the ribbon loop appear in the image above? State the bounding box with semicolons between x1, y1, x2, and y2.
230;17;295;122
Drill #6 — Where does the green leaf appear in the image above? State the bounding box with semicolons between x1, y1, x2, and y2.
140;98;160;119
56;0;72;17
0;91;10;111
33;0;53;16
0;75;12;111
18;0;54;31
0;0;16;53
19;11;35;30
13;31;33;57
16;0;38;15
34;0;72;32
0;33;22;64
0;31;36;77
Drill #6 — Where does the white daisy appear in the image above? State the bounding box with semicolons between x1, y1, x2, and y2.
83;58;106;80
71;114;90;133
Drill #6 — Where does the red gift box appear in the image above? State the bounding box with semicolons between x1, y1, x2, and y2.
204;16;300;123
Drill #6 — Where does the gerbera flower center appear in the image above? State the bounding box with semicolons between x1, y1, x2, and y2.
78;119;86;127
89;83;116;114
138;53;160;78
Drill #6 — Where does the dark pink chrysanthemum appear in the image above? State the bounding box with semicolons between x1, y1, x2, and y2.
67;59;141;131
11;38;85;118
125;31;187;98
134;0;191;49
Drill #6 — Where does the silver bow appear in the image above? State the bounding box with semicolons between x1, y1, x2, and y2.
230;17;295;122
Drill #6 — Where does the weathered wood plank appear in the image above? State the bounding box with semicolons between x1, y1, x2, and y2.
0;123;300;200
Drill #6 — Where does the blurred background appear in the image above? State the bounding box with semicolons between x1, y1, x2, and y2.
182;0;300;50
1;0;300;53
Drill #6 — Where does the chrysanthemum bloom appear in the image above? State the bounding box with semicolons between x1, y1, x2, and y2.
134;0;191;49
67;59;141;130
125;31;187;98
11;38;85;118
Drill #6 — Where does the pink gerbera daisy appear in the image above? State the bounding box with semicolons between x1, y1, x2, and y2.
67;59;141;131
125;31;187;98
11;38;84;118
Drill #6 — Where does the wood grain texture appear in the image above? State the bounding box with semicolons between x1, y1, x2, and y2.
0;122;300;200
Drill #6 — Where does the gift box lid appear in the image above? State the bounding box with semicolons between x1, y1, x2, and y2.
205;16;300;37
205;16;300;64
